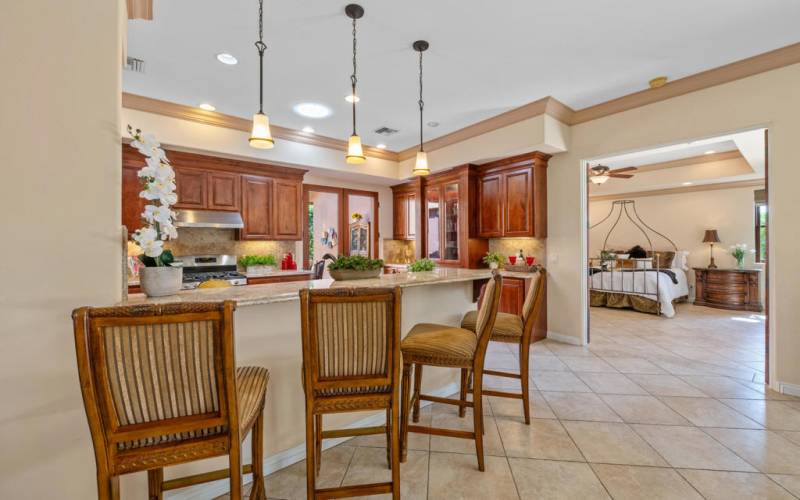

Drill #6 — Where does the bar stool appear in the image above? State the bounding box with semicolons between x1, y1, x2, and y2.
71;301;269;500
400;271;503;471
461;268;546;424
299;287;403;499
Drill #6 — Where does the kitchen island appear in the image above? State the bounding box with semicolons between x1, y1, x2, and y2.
120;268;516;497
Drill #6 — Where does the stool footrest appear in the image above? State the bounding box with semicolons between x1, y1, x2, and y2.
476;389;523;399
321;425;386;440
408;424;475;440
483;369;521;379
316;481;393;499
162;464;253;491
420;394;473;407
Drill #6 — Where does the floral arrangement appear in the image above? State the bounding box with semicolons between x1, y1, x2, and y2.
482;251;503;266
351;212;364;221
128;126;178;267
408;258;436;272
729;243;755;268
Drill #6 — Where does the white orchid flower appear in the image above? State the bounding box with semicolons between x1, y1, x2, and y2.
141;238;164;257
141;178;177;203
133;226;158;245
160;223;178;240
143;204;174;225
132;133;165;161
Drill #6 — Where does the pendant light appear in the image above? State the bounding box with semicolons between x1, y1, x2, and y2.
249;0;274;149
412;40;430;176
345;4;366;164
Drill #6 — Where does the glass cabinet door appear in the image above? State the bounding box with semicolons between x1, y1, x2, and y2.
443;182;459;261
425;187;440;260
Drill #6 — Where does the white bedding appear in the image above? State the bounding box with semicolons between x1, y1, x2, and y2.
589;268;689;317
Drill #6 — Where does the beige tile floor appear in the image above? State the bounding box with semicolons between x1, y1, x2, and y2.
219;304;800;499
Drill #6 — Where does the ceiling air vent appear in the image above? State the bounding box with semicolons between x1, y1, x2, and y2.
125;57;145;73
374;126;399;136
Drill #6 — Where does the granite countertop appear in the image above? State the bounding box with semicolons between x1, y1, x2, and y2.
123;268;535;307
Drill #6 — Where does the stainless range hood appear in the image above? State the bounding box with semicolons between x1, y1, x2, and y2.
174;209;244;229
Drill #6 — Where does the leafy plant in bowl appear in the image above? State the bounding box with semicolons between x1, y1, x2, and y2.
239;254;277;275
327;255;384;281
408;258;436;272
482;251;503;270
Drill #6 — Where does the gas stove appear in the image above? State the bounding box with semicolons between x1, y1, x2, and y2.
177;255;248;290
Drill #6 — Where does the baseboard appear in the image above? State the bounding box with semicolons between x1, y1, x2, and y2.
778;381;800;398
546;330;582;345
168;381;460;500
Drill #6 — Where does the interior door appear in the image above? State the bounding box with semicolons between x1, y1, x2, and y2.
442;182;460;262
303;187;341;270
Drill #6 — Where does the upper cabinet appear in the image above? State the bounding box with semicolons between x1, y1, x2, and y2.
122;144;305;241
477;152;550;238
391;179;420;241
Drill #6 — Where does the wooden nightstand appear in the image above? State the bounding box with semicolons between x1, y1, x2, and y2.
693;267;763;312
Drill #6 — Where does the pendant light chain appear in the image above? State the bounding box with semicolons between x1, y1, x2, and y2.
255;0;267;114
351;17;358;135
418;49;424;152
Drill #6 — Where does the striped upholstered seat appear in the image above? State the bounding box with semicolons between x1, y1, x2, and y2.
400;323;478;367
460;311;522;341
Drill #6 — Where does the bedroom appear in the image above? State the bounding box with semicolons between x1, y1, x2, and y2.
586;129;767;381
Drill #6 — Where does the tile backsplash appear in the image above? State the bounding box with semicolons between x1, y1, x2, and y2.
488;237;546;266
166;228;296;260
383;240;416;263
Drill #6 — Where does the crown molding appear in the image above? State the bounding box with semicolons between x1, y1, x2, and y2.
121;93;399;162
632;150;743;173
589;179;764;202
126;0;152;20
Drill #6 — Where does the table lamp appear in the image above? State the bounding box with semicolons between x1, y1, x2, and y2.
702;229;721;268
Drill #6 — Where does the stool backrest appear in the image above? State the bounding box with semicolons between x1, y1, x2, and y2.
299;287;402;397
72;301;239;457
474;271;504;357
521;268;546;323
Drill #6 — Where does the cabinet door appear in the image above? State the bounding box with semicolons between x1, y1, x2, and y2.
122;166;147;234
499;277;526;315
240;175;273;240
425;187;441;260
207;172;240;211
406;194;416;239
173;167;207;209
273;179;302;240
478;174;503;237
504;167;533;236
442;183;460;262
393;193;407;240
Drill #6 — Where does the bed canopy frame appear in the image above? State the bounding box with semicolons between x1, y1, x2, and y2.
590;199;678;254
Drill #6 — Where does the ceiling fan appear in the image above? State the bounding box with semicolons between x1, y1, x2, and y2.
588;165;637;184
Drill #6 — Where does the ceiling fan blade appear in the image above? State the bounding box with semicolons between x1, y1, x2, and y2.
609;173;634;178
611;167;638;173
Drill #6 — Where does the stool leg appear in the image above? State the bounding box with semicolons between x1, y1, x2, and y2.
147;468;163;500
458;368;468;418
97;473;119;500
305;407;316;500
390;400;401;499
400;361;412;462
472;368;485;472
315;414;322;476
229;441;243;500
412;363;423;423
385;408;392;469
250;410;266;500
520;339;531;425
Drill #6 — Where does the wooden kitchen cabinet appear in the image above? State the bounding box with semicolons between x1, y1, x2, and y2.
476;275;548;342
499;276;527;315
477;152;550;238
272;179;303;240
240;175;273;240
391;179;421;241
247;273;312;285
121;164;147;234
207;171;241;211
173;167;208;209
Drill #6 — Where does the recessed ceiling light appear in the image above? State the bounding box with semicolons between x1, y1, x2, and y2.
302;126;315;133
682;181;693;186
427;121;439;127
704;150;716;155
345;94;360;103
293;102;332;119
376;143;387;149
198;103;216;111
216;53;238;65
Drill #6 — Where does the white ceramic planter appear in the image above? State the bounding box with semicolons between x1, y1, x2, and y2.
140;266;183;297
246;265;275;275
488;262;499;270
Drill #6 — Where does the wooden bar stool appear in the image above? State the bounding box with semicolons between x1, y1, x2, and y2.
400;271;503;471
72;301;269;500
299;287;402;499
461;268;545;424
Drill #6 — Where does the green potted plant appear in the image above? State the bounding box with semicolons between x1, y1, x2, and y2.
482;251;503;270
729;243;754;269
128;126;182;297
327;255;384;280
408;258;436;272
239;254;277;275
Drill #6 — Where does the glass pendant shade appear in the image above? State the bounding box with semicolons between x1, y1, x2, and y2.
412;150;430;176
249;112;274;149
346;134;366;164
590;174;609;185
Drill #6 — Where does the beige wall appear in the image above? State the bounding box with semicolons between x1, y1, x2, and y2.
589;186;765;299
0;0;124;498
548;63;800;389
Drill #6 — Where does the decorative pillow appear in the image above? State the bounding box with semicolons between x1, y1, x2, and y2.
633;258;653;269
618;260;636;269
646;250;675;269
627;245;648;258
671;250;690;270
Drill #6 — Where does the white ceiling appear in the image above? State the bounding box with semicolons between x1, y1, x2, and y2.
124;1;800;150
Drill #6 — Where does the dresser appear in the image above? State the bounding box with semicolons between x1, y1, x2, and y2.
693;268;763;312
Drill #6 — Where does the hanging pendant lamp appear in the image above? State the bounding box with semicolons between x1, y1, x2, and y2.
345;4;366;164
412;40;430;176
249;0;274;149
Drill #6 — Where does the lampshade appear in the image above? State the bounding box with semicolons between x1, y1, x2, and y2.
412;150;430;176
346;134;366;164
249;112;274;149
702;229;720;243
590;174;610;185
